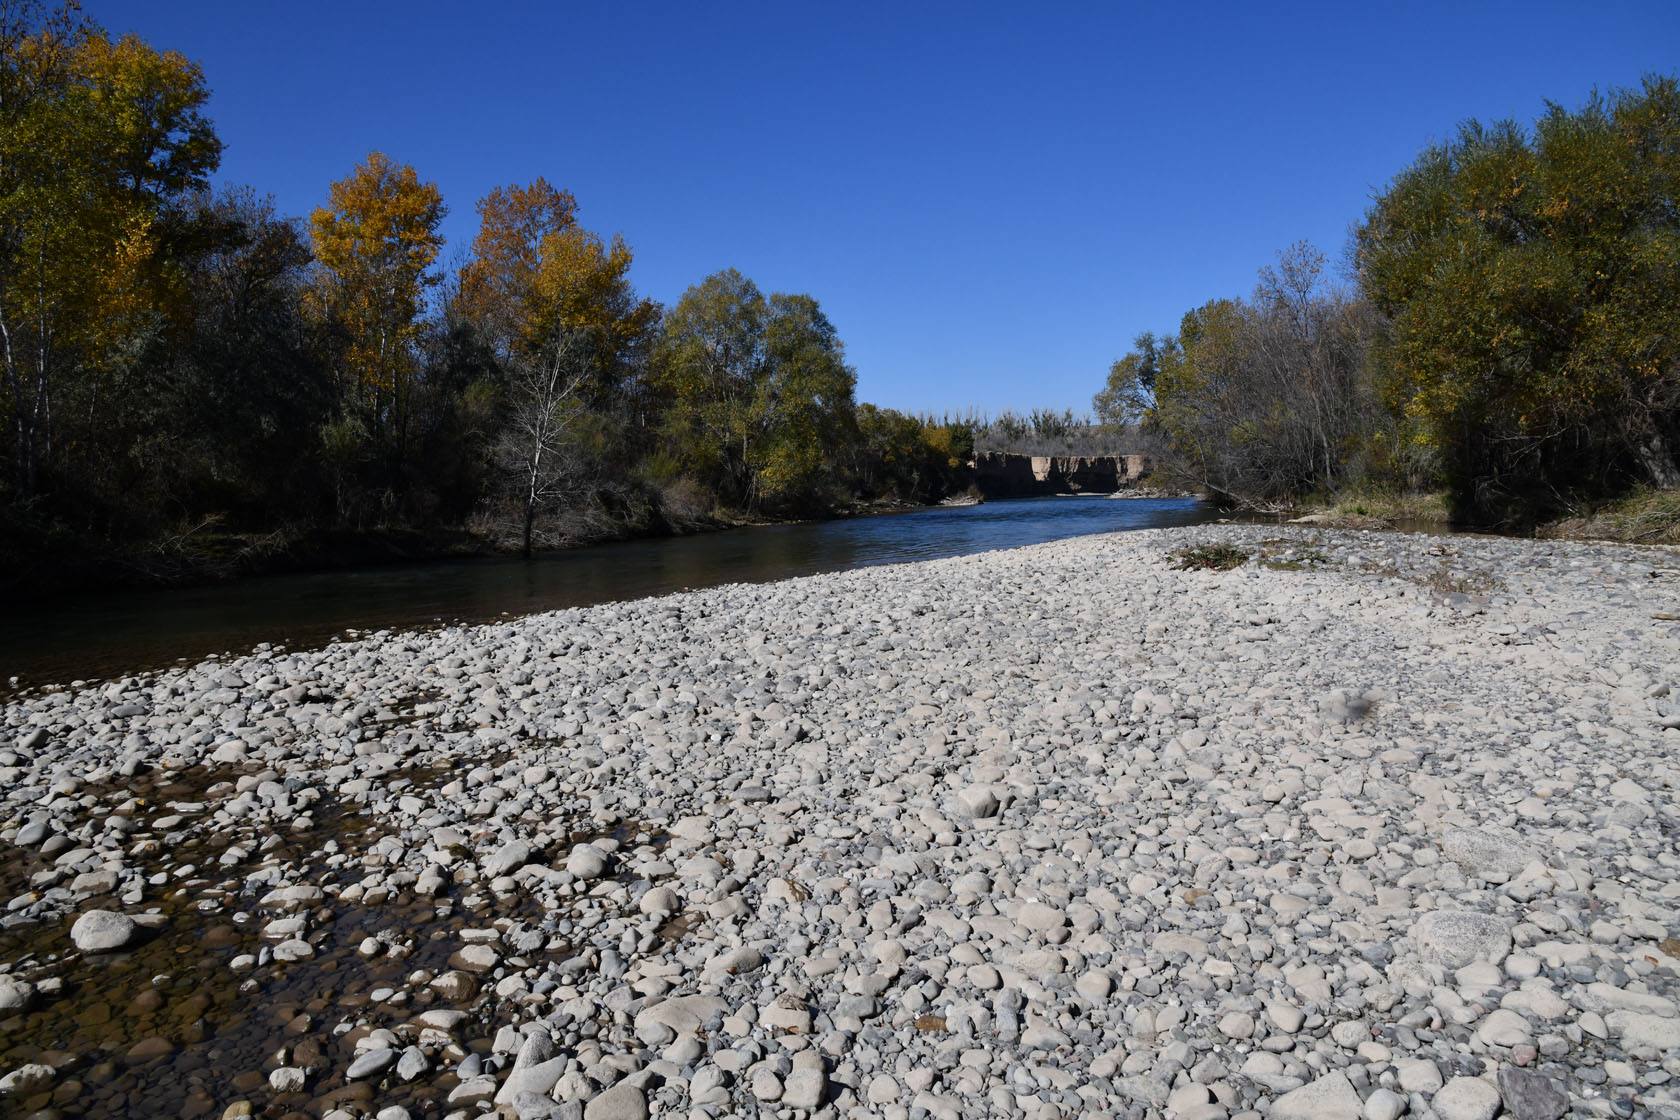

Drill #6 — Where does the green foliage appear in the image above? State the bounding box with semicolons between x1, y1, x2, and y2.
849;405;971;503
1094;331;1173;430
651;269;857;514
1357;76;1680;520
1140;243;1385;506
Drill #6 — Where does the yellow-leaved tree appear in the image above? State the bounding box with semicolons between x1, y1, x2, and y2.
306;151;444;502
0;1;220;502
458;179;659;553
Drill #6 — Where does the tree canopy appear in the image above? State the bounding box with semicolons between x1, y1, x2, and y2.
651;269;857;512
0;1;219;504
1357;76;1680;510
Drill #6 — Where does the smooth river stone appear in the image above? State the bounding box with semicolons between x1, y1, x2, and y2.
1412;909;1512;968
70;909;137;953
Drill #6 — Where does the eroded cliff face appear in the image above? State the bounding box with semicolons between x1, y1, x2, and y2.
971;452;1154;497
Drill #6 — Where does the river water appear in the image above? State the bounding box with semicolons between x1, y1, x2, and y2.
2;496;1212;689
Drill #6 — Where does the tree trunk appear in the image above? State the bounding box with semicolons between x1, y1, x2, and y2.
1635;431;1680;490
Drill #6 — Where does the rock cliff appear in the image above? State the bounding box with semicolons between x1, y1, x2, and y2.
971;452;1153;497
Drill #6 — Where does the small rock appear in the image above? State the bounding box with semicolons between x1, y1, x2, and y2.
1476;1007;1532;1048
567;844;610;879
347;1049;397;1080
638;886;679;916
1412;909;1512;968
269;1066;307;1093
583;1081;647;1120
783;1067;827;1111
0;1063;55;1094
1394;1058;1444;1094
1442;827;1539;877
956;786;1000;819
1363;1087;1404;1120
482;840;532;878
272;938;315;962
1269;1069;1363;1120
0;977;35;1012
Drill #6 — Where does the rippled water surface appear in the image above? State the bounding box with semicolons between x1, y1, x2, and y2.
3;496;1212;688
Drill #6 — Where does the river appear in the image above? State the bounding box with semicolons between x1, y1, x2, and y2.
1;495;1213;689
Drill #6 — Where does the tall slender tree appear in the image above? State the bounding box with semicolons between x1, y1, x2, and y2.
306;151;444;477
460;180;659;550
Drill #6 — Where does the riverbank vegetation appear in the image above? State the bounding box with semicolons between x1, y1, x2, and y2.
1099;76;1680;532
0;3;1120;593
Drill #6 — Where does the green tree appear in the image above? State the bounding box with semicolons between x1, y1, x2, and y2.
1094;331;1174;431
754;292;857;507
650;268;768;503
1357;76;1680;515
651;269;856;512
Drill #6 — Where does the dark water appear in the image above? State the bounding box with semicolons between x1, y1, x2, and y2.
2;496;1211;689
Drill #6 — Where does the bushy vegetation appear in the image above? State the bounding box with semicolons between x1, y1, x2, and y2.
1101;77;1680;527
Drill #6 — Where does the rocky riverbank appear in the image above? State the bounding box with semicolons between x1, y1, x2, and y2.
1;525;1678;1120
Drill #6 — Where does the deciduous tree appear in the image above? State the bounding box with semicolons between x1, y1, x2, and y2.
0;1;220;502
1143;244;1379;506
652;269;856;512
457;180;659;548
307;151;444;467
1357;77;1680;516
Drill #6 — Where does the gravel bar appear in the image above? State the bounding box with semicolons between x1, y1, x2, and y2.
2;524;1678;1120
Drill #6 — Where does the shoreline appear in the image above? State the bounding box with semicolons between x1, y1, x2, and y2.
2;524;1678;1118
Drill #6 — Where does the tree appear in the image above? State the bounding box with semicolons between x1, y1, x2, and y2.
1094;331;1174;431
306;151;445;471
753;292;857;507
1357;77;1680;516
650;268;768;502
0;2;220;503
123;186;324;522
528;225;660;408
1142;244;1379;506
456;177;577;360
496;326;594;555
458;180;660;549
651;269;856;512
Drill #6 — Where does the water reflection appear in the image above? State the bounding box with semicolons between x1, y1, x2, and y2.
2;496;1210;688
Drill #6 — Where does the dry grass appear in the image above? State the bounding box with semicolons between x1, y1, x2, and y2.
1168;543;1249;571
1319;489;1454;524
1539;488;1680;544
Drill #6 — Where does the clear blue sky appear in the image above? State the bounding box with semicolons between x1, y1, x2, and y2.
90;1;1680;416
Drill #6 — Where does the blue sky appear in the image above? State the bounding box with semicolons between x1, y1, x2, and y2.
91;1;1680;416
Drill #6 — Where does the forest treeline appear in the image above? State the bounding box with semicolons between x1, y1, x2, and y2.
1099;76;1680;526
0;4;1123;589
